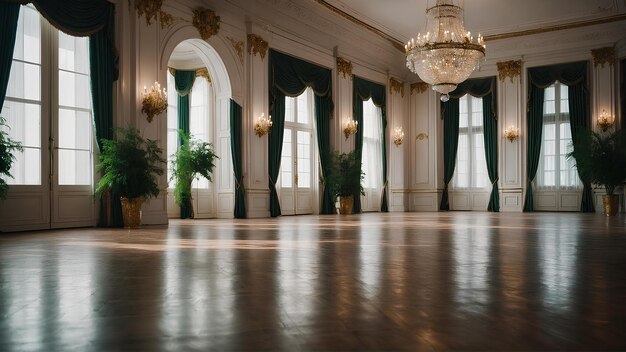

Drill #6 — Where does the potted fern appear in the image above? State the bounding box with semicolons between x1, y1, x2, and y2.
170;131;218;219
96;127;165;228
0;117;23;201
568;129;626;216
325;150;364;214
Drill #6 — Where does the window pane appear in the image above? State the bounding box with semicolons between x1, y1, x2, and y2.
58;32;89;74
7;61;41;101
297;131;310;188
58;70;91;109
297;93;309;124
58;149;91;185
281;130;292;188
6;147;41;185
285;97;295;122
13;6;40;64
1;100;41;185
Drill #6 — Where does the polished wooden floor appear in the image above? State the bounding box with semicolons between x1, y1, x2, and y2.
1;212;625;351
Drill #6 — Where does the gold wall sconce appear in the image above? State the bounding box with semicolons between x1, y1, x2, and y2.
393;126;405;146
597;109;614;132
141;81;168;123
254;113;273;137
504;125;520;143
343;119;358;139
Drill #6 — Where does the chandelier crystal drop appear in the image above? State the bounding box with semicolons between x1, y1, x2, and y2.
405;0;486;101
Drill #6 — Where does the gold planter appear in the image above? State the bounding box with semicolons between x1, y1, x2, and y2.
120;197;144;228
602;194;619;217
338;195;354;215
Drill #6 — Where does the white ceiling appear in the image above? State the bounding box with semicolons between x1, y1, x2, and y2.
323;0;626;42
168;41;205;70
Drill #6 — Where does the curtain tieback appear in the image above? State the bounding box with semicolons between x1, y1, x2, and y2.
491;176;499;186
234;175;245;192
269;175;277;191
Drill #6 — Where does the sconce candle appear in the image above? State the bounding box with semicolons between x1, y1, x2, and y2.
254;113;273;137
141;81;168;123
504;125;519;143
343;119;358;139
597;109;614;132
393;126;405;146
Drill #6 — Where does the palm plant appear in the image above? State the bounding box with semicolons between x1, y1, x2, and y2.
0;116;23;200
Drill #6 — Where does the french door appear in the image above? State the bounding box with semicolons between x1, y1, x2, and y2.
280;127;314;215
0;6;95;232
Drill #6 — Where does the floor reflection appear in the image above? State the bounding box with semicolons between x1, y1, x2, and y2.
0;212;624;350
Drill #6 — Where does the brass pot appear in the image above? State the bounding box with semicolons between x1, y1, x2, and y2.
120;197;144;228
338;195;354;215
602;194;619;217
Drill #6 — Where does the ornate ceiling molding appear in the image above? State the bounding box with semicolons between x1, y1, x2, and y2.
192;8;220;40
496;60;522;82
591;46;616;68
336;57;353;79
131;0;162;26
410;82;429;95
227;37;245;64
389;78;404;97
248;34;268;60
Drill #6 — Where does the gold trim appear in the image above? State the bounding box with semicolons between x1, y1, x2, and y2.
313;0;405;52
248;34;268;60
591;46;616;68
484;14;626;42
195;68;211;82
416;133;428;141
389;78;404;97
336;57;353;79
168;67;176;76
192;8;220;40
131;0;162;26
496;60;522;82
410;82;429;95
227;37;245;64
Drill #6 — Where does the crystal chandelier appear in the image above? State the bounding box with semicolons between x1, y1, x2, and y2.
405;0;485;102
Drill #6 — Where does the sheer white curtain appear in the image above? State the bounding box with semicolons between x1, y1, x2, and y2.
362;98;382;191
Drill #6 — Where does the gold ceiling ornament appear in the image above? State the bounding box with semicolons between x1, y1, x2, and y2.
410;82;429;95
496;60;522;82
336;57;353;79
247;34;268;60
591;46;616;68
405;0;486;102
192;7;220;40
131;0;163;26
227;37;245;64
389;78;404;97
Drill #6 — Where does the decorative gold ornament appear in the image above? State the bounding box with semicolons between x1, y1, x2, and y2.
141;81;168;123
192;7;220;40
597;109;614;131
195;67;211;82
254;113;273;137
131;0;162;25
416;133;428;141
389;78;404;97
227;37;244;64
336;57;353;79
410;82;429;95
497;60;522;82
591;46;616;68
393;126;405;146
120;197;144;228
343;119;358;139
504;125;520;143
159;10;174;29
248;34;268;59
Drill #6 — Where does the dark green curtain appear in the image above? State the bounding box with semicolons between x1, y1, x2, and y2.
439;99;459;210
352;76;386;213
524;61;591;212
230;99;246;218
268;49;333;217
439;77;497;211
0;2;20;113
619;59;626;129
173;70;196;218
315;94;334;214
19;0;111;36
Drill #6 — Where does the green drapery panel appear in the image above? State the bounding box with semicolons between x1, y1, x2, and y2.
352;76;387;213
0;2;20;113
230;99;246;218
621;59;625;131
524;61;591;212
315;94;334;214
10;0;110;36
439;99;459;210
174;70;196;219
268;49;333;216
439;77;497;211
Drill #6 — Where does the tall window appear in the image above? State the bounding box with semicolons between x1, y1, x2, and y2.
166;73;212;189
453;95;489;189
362;99;382;190
537;82;579;189
2;6;92;186
280;89;313;189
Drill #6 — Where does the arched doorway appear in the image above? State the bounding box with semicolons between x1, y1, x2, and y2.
165;39;234;219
